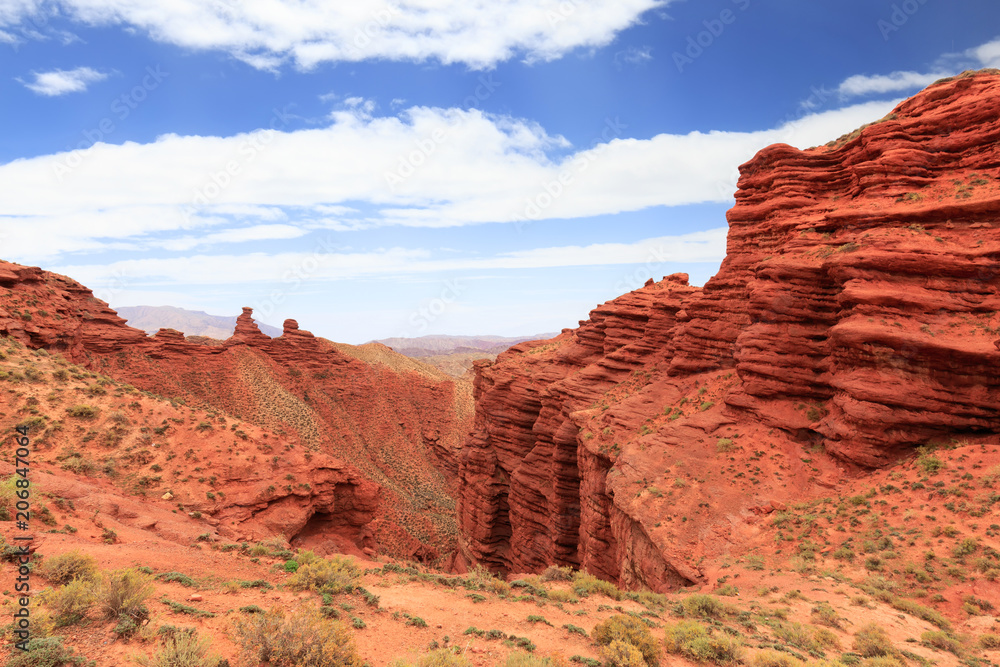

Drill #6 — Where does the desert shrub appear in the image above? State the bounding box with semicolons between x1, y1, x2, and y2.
572;572;622;600
681;594;728;619
858;658;904;667
39;550;98;585
548;589;578;603
389;648;473;666
853;624;896;658
296;549;321;565
978;633;1000;649
284;560;299;572
504;652;568;667
97;568;155;624
230;606;363;667
810;602;842;628
920;630;963;655
889;597;950;630
601;640;647;667
135;628;221;667
749;649;805;667
664;619;743;665
286;555;360;594
66;404;98;418
541;565;575;582
772;621;824;652
42;577;95;627
5;636;87;667
592;614;659;665
157;572;196;587
664;619;707;651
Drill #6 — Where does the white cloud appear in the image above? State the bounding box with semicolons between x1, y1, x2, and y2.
831;36;1000;102
1;0;668;70
20;66;108;96
50;228;727;288
0;97;902;265
836;71;948;98
970;38;1000;68
615;45;652;67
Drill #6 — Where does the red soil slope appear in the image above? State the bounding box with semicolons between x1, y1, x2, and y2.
0;269;471;561
458;70;1000;590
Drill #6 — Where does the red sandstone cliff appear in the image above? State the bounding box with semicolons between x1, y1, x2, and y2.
0;267;471;561
458;70;1000;590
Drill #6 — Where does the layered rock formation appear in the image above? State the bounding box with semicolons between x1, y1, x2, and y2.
459;70;1000;589
0;268;470;561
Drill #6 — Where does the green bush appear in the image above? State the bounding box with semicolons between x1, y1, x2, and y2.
572;572;622;600
230;606;363;667
592;614;660;665
42;577;95;627
920;630;963;655
389;648;473;666
135;628;221;667
5;636;87;667
810;602;842;628
284;560;300;572
749;649;805;667
664;619;743;665
97;568;155;623
681;594;728;619
39;550;98;585
601;640;647;667
858;658;904;667
286;555;360;594
853;624;896;658
66;404;98;419
156;571;196;587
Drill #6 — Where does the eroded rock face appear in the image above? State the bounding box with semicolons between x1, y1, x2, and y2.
0;269;469;561
458;71;1000;589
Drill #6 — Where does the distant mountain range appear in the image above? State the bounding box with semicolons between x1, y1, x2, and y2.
115;305;284;339
113;307;553;367
370;334;556;358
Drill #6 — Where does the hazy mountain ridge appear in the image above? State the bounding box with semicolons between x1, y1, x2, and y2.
116;305;284;339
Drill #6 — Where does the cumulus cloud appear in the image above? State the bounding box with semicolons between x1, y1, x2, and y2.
19;66;108;96
1;0;668;70
836;70;948;98
0;97;901;265
831;36;1000;102
970;38;1000;68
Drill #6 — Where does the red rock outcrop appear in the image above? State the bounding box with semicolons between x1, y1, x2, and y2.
0;266;471;561
459;70;1000;590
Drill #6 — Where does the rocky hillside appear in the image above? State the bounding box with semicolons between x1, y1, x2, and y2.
457;70;1000;592
116;305;284;339
0;266;472;562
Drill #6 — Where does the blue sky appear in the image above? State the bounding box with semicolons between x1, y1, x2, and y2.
1;1;998;343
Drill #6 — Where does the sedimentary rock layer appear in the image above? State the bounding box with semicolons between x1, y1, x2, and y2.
458;71;1000;589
